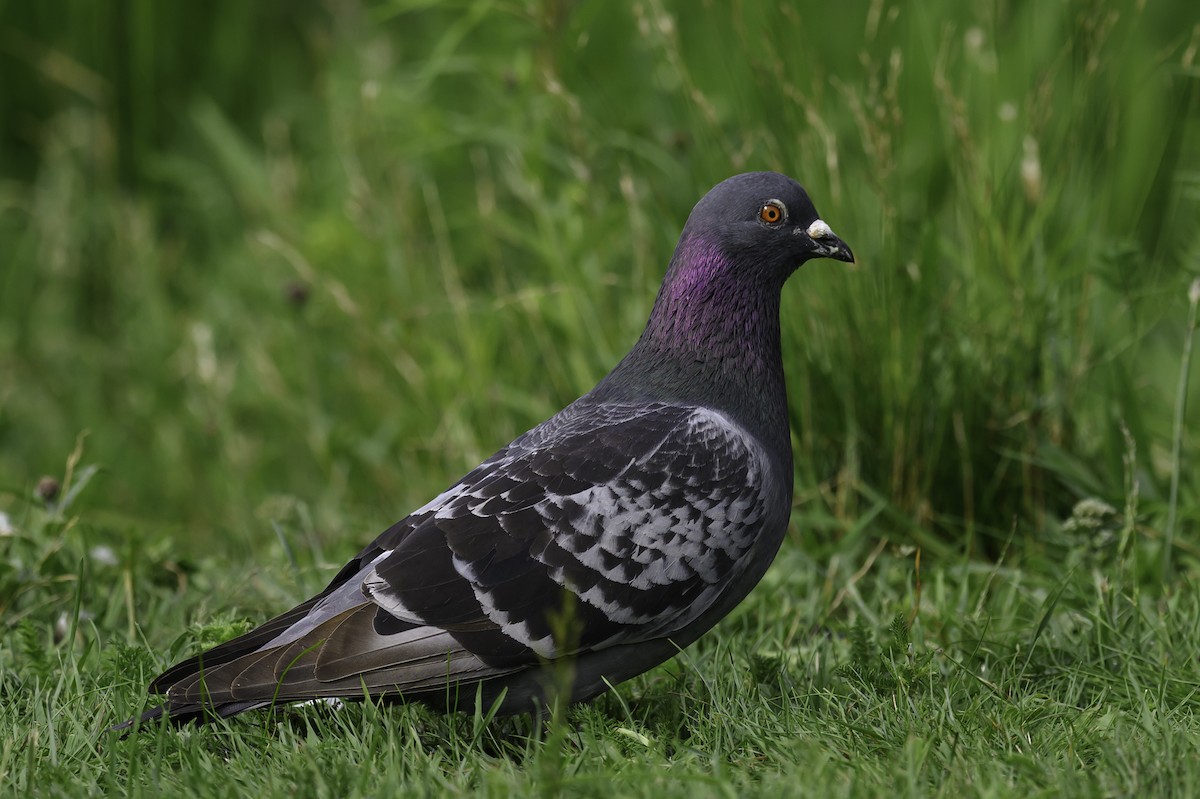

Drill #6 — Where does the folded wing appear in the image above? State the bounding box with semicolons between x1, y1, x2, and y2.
139;400;779;723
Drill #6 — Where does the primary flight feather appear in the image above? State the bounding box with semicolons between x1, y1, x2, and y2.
118;171;853;728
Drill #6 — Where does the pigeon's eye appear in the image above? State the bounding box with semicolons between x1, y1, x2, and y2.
758;200;786;226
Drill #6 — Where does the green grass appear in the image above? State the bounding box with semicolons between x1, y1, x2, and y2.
2;0;1200;795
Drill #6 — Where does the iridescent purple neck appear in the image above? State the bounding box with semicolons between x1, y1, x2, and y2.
639;234;784;380
596;234;789;438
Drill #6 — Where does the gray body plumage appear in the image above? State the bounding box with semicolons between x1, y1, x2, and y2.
118;171;853;728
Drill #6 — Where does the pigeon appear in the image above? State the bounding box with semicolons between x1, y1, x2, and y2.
116;171;853;729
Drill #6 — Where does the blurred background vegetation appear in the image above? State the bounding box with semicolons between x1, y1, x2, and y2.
1;0;1198;571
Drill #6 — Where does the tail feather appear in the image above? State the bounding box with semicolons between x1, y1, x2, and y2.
113;601;526;731
147;553;380;694
108;700;271;733
148;597;323;692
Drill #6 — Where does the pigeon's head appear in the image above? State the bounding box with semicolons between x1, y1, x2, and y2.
607;171;853;412
678;172;854;278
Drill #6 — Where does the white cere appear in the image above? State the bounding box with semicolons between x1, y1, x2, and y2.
806;219;834;240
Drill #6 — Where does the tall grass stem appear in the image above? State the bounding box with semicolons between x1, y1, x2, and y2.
1163;277;1200;582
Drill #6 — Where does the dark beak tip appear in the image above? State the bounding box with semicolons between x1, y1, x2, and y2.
824;237;854;264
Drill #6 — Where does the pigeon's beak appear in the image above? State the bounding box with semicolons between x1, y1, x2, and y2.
798;219;854;264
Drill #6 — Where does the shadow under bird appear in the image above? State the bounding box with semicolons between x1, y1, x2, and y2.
116;171;854;730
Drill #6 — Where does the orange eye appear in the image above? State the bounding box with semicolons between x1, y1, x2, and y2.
759;201;786;225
